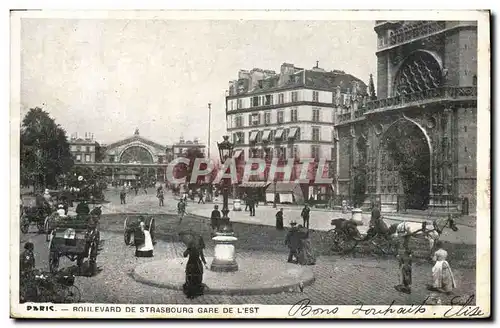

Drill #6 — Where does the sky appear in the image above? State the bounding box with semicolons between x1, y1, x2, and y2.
20;19;377;159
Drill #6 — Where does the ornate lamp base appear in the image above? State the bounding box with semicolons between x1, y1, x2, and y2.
210;235;239;272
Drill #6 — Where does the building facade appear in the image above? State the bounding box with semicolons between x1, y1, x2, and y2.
169;137;207;160
69;133;99;164
73;129;207;187
339;21;477;214
226;63;368;201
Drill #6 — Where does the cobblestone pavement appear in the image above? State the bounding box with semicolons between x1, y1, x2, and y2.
100;189;476;246
22;230;475;306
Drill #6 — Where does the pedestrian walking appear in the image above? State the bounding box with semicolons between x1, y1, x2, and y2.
134;185;138;196
275;208;284;230
210;205;221;233
395;248;413;294
183;237;208;299
301;204;310;229
157;189;164;207
249;195;256;217
297;225;316;265
120;187;127;205
244;192;249;211
285;221;300;264
198;191;205;204
429;241;456;294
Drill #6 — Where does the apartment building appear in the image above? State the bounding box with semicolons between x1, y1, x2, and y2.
225;62;368;201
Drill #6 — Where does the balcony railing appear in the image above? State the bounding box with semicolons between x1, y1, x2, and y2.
378;21;446;50
365;86;477;113
337;110;365;123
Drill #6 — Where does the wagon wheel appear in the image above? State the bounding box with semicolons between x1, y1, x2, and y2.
371;234;398;257
44;217;53;242
124;230;132;245
88;241;98;276
149;217;156;244
63;285;81;303
76;255;84;268
49;251;60;273
334;229;358;254
37;219;46;233
20;215;29;234
325;229;341;254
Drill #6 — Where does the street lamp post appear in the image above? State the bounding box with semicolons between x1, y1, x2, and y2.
208;103;211;160
210;135;238;272
216;135;234;234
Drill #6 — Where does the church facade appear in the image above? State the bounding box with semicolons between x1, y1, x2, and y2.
337;20;477;214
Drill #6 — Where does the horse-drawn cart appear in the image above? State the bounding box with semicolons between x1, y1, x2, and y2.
123;216;156;245
48;216;100;275
20;195;51;234
326;218;398;256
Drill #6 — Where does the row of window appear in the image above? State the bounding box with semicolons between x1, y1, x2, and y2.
71;145;94;152
236;146;336;162
229;90;355;111
246;91;319;108
233;128;338;145
234;108;328;128
74;153;92;163
233;127;301;145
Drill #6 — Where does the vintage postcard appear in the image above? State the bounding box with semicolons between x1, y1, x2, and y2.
10;10;490;319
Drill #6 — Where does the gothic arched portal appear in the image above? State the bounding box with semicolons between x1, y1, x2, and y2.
120;146;154;164
378;119;431;210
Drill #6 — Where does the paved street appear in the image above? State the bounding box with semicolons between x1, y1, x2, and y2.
100;188;476;245
22;230;475;306
18;188;477;306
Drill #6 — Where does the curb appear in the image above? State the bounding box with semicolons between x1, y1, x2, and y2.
189;211;475;229
131;264;315;296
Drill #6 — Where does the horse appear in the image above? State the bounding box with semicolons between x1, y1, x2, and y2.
386;214;459;257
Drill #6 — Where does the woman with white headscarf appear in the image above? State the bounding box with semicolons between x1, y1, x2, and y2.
134;218;154;257
431;241;456;294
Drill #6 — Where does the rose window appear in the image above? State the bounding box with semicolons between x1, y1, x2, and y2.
393;51;442;96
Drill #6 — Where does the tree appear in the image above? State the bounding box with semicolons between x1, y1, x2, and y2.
20;107;73;190
177;147;205;187
368;74;377;100
95;143;106;163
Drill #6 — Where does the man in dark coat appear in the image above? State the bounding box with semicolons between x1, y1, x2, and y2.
364;207;388;240
76;200;90;216
120;188;127;204
275;208;284;230
301;204;311;229
285;221;301;263
248;195;256;217
210;205;221;232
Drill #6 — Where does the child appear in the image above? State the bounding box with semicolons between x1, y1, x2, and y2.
395;248;412;294
431;241;457;294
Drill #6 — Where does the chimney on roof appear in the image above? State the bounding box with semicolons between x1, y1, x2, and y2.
316;61;319;68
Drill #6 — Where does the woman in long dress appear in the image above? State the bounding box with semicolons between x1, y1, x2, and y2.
297;225;316;265
431;244;456;294
183;238;208;299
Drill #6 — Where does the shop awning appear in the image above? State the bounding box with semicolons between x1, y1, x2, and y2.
261;130;271;142
239;182;271;188
274;129;284;140
288;127;298;139
249;131;258;142
233;149;243;159
265;182;299;193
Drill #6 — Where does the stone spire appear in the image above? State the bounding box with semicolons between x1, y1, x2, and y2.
369;74;377;100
